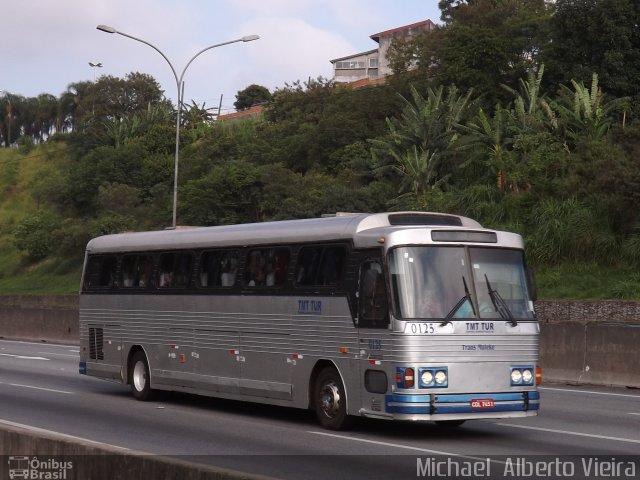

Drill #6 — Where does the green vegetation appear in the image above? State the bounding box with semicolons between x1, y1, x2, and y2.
1;0;640;299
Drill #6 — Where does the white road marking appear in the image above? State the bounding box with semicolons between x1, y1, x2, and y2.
1;382;73;394
0;418;130;451
495;423;640;444
0;339;76;348
309;430;495;463
37;352;78;358
629;413;640;416
539;386;640;399
0;353;49;361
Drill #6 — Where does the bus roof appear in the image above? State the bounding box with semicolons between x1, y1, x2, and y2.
85;212;485;254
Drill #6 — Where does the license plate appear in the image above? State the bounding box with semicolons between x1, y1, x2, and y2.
471;398;495;409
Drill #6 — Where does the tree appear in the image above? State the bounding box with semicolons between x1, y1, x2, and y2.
370;85;475;204
398;0;552;104
0;93;14;147
234;84;272;111
13;213;59;260
544;0;640;101
182;100;216;128
438;0;474;24
71;72;167;130
459;105;513;190
554;73;629;146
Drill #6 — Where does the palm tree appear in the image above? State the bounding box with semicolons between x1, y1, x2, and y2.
501;64;556;132
389;146;443;197
370;84;474;200
459;105;513;191
182;100;216;129
554;73;630;146
57;91;77;133
28;94;59;142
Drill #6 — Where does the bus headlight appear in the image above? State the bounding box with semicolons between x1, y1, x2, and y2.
511;369;522;384
421;370;434;386
418;367;448;388
511;366;535;386
434;370;447;385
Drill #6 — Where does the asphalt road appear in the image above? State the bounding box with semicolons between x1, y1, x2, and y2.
1;338;639;479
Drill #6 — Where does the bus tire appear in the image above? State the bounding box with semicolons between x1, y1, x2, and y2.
314;367;352;430
435;420;466;427
129;350;155;401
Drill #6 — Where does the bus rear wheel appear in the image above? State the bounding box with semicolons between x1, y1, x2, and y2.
129;350;155;401
314;367;352;430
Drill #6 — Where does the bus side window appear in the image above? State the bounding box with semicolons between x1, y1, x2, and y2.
158;252;192;288
317;247;346;286
245;248;289;287
296;246;321;285
83;255;118;290
358;261;389;329
198;251;219;287
122;254;153;288
220;251;238;287
296;245;346;286
271;249;289;286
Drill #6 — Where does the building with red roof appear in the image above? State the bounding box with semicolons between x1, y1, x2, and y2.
330;19;435;86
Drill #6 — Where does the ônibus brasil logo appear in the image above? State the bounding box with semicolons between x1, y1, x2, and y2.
8;456;73;480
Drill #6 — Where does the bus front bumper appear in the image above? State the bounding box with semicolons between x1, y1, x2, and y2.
383;391;540;418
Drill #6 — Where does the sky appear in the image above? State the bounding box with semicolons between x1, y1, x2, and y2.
1;1;441;114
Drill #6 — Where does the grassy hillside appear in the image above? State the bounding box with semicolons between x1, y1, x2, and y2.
0;145;83;294
0;144;637;299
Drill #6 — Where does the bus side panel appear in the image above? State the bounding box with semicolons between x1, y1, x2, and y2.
79;294;124;382
287;296;360;411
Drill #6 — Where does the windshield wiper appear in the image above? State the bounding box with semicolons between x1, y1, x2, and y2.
441;277;476;327
484;274;517;326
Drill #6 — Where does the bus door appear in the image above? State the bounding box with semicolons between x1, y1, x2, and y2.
357;257;391;414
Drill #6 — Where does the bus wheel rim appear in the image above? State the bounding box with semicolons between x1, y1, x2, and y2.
320;382;341;418
133;361;146;392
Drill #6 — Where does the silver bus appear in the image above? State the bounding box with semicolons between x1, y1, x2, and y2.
79;212;540;430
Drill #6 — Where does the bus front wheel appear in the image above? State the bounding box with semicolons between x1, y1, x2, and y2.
129;350;155;401
314;367;352;430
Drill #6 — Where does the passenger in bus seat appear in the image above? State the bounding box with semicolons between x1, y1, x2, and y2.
159;271;172;287
220;255;237;286
273;252;287;285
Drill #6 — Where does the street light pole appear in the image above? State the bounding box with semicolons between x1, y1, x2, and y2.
88;62;103;83
96;24;259;229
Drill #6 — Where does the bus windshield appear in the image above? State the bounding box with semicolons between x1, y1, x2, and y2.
389;246;535;321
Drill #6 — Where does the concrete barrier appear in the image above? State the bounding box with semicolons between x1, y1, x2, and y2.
0;295;78;344
0;421;277;480
537;300;640;388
